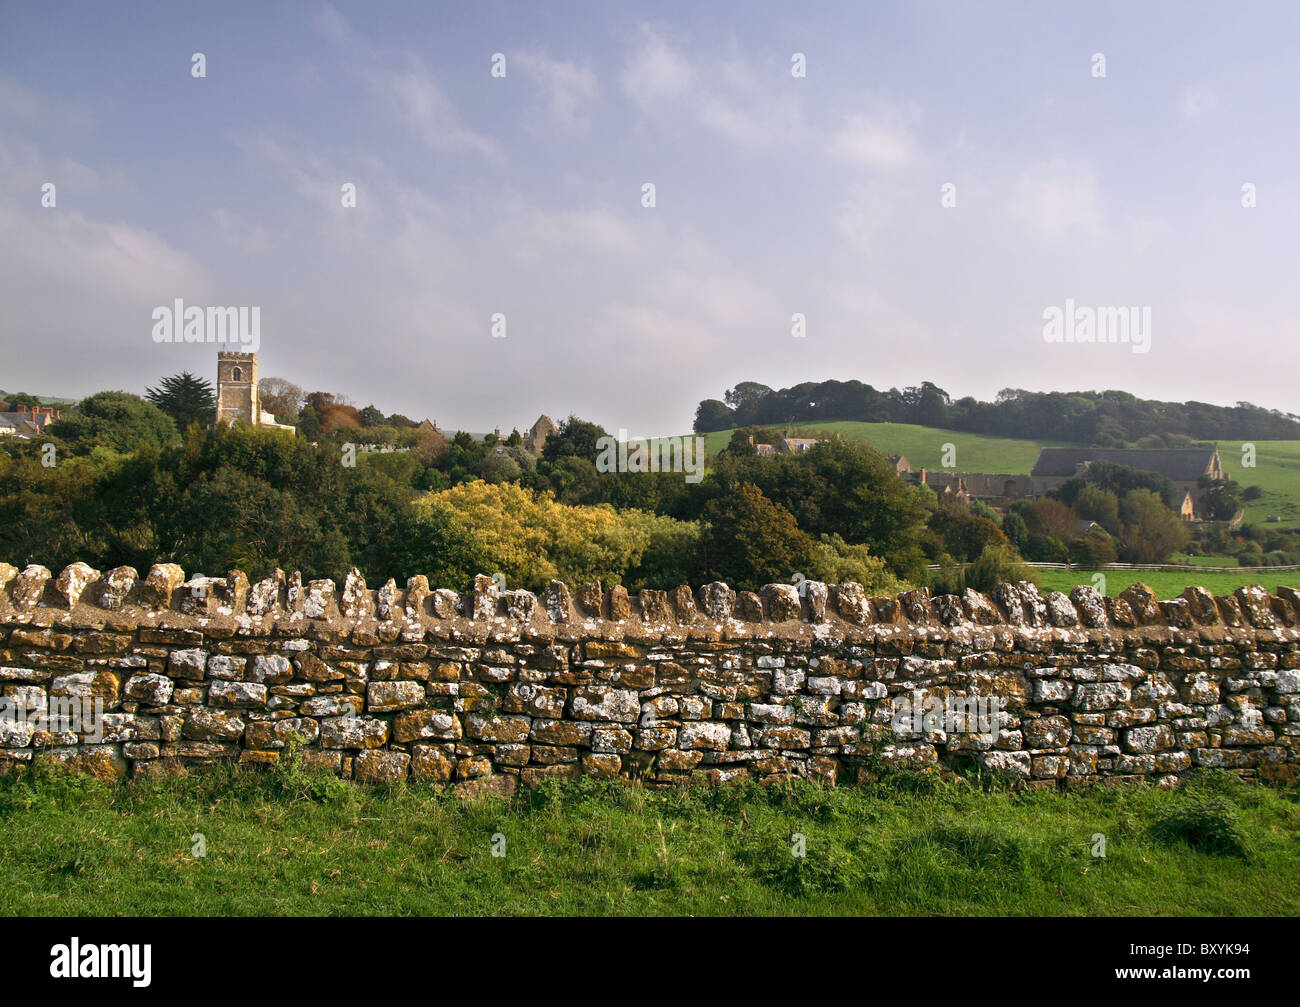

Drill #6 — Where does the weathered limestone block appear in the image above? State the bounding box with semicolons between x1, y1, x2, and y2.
303;579;336;620
1180;586;1219;625
465;714;531;743
183;709;245;742
933;595;965;626
206;655;247;680
505;683;566;718
678;721;732;750
1120;583;1162;625
1072;681;1132;711
208;680;268;709
991;582;1025;625
639;589;672;624
575;581;603;618
505;589;537;622
168;648;209;682
571;685;640;723
735;591;763;621
353;749;410;783
1068;585;1108;627
1160;598;1194;628
608;585;632;621
670;584;697;622
803;580;829;621
762;584;801;622
544;580;573;623
56;562;99;608
698;582;735;621
249;654;292;684
224;570;249;613
320;715;389;749
124;673;174;706
899;587;933;625
97;566;138;611
961;588;1002;626
375;578;399;621
472;573;500;620
366;681;424;712
245;718;319;749
140;563;185;609
431;588;461;619
401;575;430;619
1045;591;1078;628
392;710;461;743
341;568;370;619
1235;585;1277;628
11;565;52;609
833;583;870;625
247;570;285;616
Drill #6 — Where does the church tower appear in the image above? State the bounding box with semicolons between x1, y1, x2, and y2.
216;351;259;426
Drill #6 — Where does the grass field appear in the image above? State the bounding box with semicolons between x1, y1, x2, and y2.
1;764;1296;916
699;421;1070;473
1218;440;1300;530
1034;568;1299;598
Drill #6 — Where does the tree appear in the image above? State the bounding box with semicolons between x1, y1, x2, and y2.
1197;476;1241;521
1119;489;1188;562
695;482;814;590
145;372;215;430
1073;484;1121;535
48;392;177;454
259;377;304;425
359;404;385;427
540;415;609;465
927;501;1010;563
3;392;42;411
693;398;734;433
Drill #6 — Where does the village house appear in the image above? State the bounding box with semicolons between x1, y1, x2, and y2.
0;405;60;437
1029;446;1224;518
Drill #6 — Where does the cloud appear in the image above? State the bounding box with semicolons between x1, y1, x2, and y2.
314;4;502;162
621;25;695;103
620;24;802;146
515;50;598;135
1181;86;1219;119
837;182;893;251
378;62;503;161
1011;159;1104;241
828;98;920;171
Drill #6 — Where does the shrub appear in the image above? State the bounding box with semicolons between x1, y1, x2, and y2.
1151;795;1250;859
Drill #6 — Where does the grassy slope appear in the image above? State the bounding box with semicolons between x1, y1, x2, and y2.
1218;440;1300;530
1035;569;1300;598
700;420;1070;472
1;767;1295;916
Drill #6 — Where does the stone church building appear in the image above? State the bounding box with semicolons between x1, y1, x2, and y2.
215;352;295;430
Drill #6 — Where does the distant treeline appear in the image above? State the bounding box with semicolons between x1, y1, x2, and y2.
693;380;1300;443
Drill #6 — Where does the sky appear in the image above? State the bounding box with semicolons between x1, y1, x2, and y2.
1;0;1297;436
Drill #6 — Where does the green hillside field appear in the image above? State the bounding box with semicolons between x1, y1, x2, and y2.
1218;440;1300;530
1034;568;1299;599
699;420;1072;473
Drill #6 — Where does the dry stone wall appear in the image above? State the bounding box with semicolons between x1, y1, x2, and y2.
2;561;1298;793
